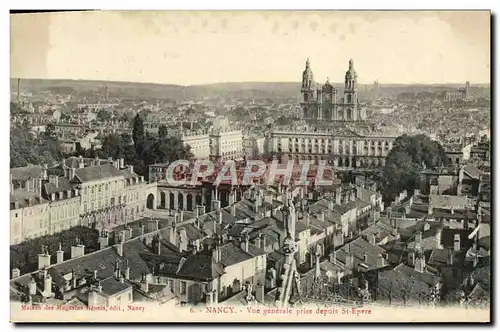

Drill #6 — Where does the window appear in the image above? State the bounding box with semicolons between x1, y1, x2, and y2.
180;281;187;295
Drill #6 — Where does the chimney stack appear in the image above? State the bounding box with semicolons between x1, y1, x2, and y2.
231;204;236;217
329;251;337;264
212;199;221;211
255;281;264;304
368;233;376;245
117;231;125;257
11;268;20;279
415;255;426;273
38;247;51;270
29;278;37;296
454;233;461;252
43;271;52;298
56;243;64;264
377;254;385;268
99;231;109;250
69;167;76;181
447;251;454;266
241;234;250;252
140;274;149;293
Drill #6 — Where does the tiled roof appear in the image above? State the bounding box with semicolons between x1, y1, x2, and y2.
10;190;48;208
463;165;482;180
220;242;255;267
335;237;387;272
10;166;45;181
74;164;123;182
43;177;74;197
99;276;133;296
177;252;225;280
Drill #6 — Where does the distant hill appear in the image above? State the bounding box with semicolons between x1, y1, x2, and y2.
10;78;490;102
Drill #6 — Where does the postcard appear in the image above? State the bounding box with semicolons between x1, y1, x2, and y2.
9;10;491;323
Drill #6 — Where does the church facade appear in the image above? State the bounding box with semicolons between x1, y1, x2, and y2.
301;59;367;122
266;58;397;169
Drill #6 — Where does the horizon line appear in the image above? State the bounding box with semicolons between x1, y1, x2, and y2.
9;77;491;88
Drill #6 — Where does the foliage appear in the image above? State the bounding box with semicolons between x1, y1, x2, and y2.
97;109;113;122
99;121;193;178
10;226;99;274
10;121;63;168
132;113;145;150
378;134;449;204
158;124;168;138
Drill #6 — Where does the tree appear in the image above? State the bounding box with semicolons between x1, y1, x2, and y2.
100;133;124;159
97;109;112;122
10;121;63;168
132;113;145;150
378;134;449;204
158;124;168;138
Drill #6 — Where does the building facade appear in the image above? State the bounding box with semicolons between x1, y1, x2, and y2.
267;127;395;168
180;127;243;161
301;59;367;122
10;159;157;245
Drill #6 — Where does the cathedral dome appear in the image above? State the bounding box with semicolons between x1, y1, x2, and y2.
345;58;357;79
322;77;333;93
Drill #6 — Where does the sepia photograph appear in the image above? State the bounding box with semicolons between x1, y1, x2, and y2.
9;9;491;323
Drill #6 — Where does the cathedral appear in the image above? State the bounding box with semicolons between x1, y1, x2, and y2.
301;58;367;122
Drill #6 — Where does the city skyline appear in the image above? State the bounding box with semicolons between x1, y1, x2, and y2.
11;11;490;86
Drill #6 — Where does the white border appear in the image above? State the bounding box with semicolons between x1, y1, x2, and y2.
2;1;498;331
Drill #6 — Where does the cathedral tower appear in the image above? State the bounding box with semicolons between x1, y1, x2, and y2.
344;59;358;105
301;59;315;118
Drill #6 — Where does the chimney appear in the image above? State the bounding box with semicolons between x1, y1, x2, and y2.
93;270;98;280
117;231;125;257
454;233;461;252
231;204;236;217
428;204;433;215
179;229;188;252
11;268;20;279
319;211;324;222
217;210;223;224
38;251;51;270
335;187;341;205
329;251;337;264
447;251;454;266
255;233;262;249
241;234;249;252
205;290;214;305
140;274;149;293
212;199;221;211
408;251;416;266
128;165;134;174
415;231;422;244
377;254;385;268
56;243;64;264
141;224;145;236
212;246;220;263
99;231;109;249
346;253;354;269
120;158;125;169
415;256;425;273
43;271;52;297
368;233;376;245
180;210;184;222
304;213;310;228
363;253;368;263
255;281;264;303
68;167;76;181
29;278;37;296
157;240;162;255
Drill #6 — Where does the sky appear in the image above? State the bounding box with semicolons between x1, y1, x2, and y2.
10;11;491;86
